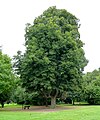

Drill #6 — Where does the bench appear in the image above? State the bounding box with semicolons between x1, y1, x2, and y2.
23;105;30;109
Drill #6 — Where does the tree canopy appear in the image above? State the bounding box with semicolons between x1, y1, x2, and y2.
0;51;14;107
82;69;100;104
14;6;87;108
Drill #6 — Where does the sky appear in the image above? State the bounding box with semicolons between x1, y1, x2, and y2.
0;0;100;72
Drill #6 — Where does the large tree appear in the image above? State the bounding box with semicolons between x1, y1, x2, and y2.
0;51;14;107
14;6;87;108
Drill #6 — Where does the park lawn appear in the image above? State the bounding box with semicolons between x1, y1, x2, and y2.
0;105;100;120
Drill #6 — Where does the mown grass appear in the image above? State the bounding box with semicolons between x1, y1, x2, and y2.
0;105;100;120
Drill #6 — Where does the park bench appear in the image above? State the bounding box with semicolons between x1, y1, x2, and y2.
23;105;30;109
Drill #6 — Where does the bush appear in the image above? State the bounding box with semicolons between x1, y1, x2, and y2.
88;98;100;105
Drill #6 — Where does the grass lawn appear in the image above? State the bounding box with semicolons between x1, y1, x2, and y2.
0;105;100;120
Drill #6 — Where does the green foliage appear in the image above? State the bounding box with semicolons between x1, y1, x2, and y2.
0;52;14;107
14;6;87;108
13;51;23;75
83;69;100;104
11;85;39;105
11;86;26;105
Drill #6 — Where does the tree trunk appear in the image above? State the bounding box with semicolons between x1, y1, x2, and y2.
45;98;48;107
51;96;56;109
1;102;4;108
72;99;75;105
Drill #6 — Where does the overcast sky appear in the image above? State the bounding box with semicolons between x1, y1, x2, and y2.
0;0;100;72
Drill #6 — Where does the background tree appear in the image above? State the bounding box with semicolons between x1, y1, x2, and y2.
11;86;28;108
0;51;14;107
82;69;100;104
14;6;87;108
11;76;36;107
13;51;23;75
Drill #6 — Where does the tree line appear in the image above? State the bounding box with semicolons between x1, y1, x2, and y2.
0;6;100;108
